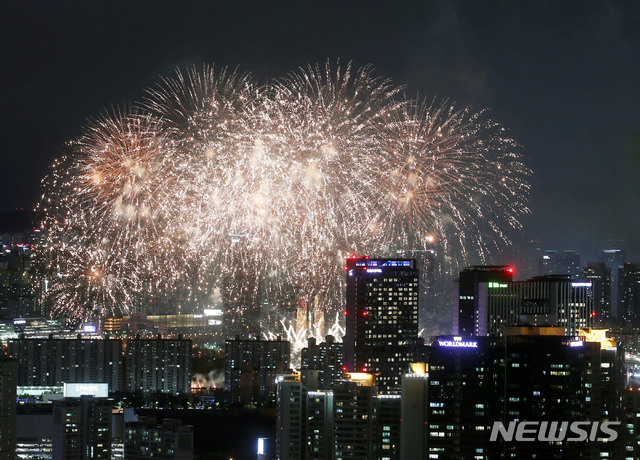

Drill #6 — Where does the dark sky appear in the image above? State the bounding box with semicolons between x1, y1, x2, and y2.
1;0;639;261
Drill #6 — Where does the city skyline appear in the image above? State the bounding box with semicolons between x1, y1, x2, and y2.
3;3;639;459
1;1;639;261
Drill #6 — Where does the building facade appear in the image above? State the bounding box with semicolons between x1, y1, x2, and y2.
454;268;594;337
582;262;612;321
7;337;123;391
620;263;640;323
300;335;343;390
52;396;112;460
0;358;16;460
427;329;625;459
225;337;290;403
124;417;194;460
344;257;419;393
125;336;191;395
277;372;406;460
453;265;514;336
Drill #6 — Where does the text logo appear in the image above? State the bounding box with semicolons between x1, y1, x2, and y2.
490;421;620;442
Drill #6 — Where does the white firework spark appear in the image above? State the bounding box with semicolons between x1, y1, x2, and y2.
36;62;530;331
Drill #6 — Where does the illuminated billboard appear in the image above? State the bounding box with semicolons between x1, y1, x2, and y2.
63;383;109;398
437;336;478;348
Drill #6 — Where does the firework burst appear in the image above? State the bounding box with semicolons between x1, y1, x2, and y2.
37;62;530;330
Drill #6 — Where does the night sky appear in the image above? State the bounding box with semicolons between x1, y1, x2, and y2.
1;0;639;261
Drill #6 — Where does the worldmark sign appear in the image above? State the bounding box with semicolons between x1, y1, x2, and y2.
438;337;478;348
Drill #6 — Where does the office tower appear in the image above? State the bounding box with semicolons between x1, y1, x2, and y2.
332;373;378;460
427;336;503;459
516;275;593;335
377;394;401;460
0;358;16;460
453;265;513;335
7;337;123;390
225;337;290;403
276;372;381;460
125;417;194;460
306;390;333;460
578;328;626;425
344;257;419;393
400;368;428;460
538;249;581;276
619;263;640;323
621;387;640;460
0;266;37;319
426;329;624;459
52;396;112;460
125;336;191;394
300;335;343;390
454;268;594;337
502;328;624;459
582;262;612;321
600;249;626;319
103;317;123;333
0;223;38;319
276;375;307;460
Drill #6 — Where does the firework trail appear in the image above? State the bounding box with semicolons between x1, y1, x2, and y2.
36;62;530;334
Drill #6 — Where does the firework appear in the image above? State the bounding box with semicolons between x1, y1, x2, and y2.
37;62;530;330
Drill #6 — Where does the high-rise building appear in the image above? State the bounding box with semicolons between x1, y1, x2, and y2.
426;329;625;459
619;263;640;323
52;396;112;460
538;249;581;276
225;337;290;403
276;374;307;460
332;374;378;460
454;268;594;337
124;417;194;460
400;367;428;460
125;336;191;395
427;336;503;459
300;335;343;390
306;389;333;460
377;394;401;460
453;265;514;336
582;262;612;321
621;386;640;460
0;358;16;460
344;257;419;393
7;337;123;390
276;372;391;460
600;248;626;319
